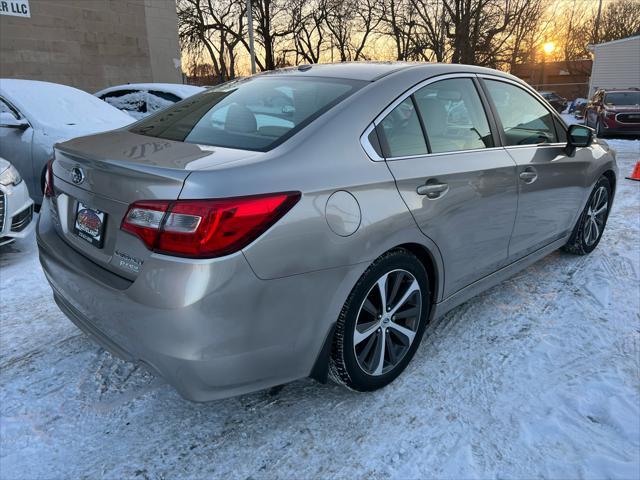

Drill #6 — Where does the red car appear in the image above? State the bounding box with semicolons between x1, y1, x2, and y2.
585;88;640;137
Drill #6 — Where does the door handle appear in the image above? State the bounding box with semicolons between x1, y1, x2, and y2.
417;182;449;199
519;168;538;183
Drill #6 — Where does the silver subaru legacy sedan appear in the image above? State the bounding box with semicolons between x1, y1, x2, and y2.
37;63;617;401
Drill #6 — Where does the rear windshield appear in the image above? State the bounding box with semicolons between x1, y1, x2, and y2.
130;76;365;151
604;92;640;106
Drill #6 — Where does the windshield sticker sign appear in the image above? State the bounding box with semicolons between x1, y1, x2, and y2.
0;0;30;18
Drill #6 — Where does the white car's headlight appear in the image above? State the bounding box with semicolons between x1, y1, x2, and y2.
0;165;22;186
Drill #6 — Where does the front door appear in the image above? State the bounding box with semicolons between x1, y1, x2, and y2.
481;78;590;260
376;76;518;298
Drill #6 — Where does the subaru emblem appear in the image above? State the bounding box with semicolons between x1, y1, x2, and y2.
71;166;85;185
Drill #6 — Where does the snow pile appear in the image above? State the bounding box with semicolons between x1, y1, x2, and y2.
0;139;638;479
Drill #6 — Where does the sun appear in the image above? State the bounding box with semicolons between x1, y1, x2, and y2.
543;42;555;55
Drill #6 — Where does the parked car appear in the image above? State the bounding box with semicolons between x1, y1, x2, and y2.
0;79;134;205
95;83;205;119
38;63;617;402
585;88;640;137
571;98;588;119
539;91;568;113
0;157;34;246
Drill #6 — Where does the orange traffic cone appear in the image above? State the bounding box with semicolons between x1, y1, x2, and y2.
627;161;640;181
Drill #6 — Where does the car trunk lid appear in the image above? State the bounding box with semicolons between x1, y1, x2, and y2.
49;131;208;280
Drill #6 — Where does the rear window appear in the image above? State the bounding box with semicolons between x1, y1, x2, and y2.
130;76;365;151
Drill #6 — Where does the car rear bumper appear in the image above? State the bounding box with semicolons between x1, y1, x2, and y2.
37;201;363;401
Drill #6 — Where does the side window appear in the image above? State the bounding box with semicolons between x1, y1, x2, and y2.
0;98;20;119
485;80;558;146
378;97;428;158
413;78;494;153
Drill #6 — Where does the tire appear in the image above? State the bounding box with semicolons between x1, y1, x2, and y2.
563;176;612;255
329;248;431;392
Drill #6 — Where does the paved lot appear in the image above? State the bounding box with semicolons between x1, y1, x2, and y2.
1;138;638;479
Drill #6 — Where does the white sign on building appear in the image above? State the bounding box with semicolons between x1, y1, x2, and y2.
0;0;30;18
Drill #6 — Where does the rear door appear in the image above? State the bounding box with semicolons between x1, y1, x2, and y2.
481;77;589;261
372;75;518;298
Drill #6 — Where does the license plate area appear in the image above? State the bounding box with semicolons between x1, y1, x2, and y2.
74;202;106;248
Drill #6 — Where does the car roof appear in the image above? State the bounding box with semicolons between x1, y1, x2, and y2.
258;62;519;83
258;62;416;81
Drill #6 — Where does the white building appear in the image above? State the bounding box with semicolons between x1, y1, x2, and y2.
588;35;640;96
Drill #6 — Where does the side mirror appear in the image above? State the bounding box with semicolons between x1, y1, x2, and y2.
0;112;29;130
566;124;593;155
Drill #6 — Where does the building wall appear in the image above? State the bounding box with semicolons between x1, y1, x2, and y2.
511;59;592;100
589;36;640;96
0;0;181;93
143;0;181;84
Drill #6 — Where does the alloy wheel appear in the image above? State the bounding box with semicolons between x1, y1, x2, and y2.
583;185;609;247
353;269;422;376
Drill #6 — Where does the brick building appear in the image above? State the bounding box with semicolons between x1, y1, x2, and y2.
511;59;593;100
0;0;182;93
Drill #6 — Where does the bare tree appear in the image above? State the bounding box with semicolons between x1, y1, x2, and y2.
598;0;640;43
178;0;637;78
324;0;382;62
381;0;420;61
250;0;300;70
409;0;450;62
437;0;541;67
177;0;246;82
292;0;328;64
505;0;548;69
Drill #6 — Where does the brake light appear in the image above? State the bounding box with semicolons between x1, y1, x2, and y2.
44;158;54;197
121;192;301;258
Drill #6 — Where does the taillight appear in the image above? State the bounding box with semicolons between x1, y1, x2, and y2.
44;158;54;197
121;192;301;258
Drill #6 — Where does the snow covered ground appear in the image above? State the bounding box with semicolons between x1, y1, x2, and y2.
1;137;639;479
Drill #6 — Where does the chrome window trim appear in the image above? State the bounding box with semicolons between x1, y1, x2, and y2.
503;142;567;151
384;145;505;161
360;123;384;161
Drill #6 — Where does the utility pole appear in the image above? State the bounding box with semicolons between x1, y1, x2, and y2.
593;0;603;44
246;0;257;74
